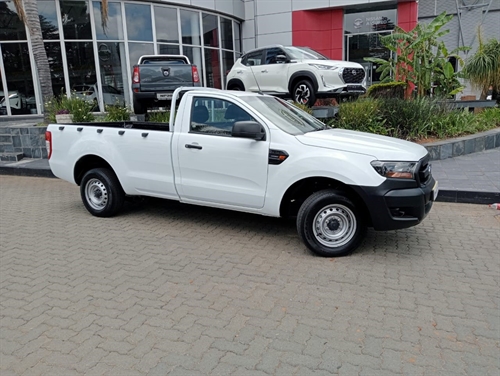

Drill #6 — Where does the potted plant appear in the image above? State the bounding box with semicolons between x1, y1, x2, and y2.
55;109;72;123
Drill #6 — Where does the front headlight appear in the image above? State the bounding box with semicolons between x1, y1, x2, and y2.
371;161;417;179
308;64;338;70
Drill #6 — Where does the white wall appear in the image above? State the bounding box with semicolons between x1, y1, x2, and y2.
156;0;245;19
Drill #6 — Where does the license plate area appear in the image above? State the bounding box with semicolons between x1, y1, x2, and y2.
156;93;172;100
432;181;439;201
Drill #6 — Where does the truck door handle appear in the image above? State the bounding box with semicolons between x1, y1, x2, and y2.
185;144;202;150
261;69;268;73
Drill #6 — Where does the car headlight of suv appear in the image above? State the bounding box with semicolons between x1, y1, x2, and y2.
308;64;338;70
371;161;417;179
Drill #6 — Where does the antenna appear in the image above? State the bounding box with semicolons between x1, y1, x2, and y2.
248;65;263;95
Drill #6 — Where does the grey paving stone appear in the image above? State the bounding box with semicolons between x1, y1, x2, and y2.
0;176;499;375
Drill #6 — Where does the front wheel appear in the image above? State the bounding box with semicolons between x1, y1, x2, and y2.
297;190;366;257
293;80;316;107
80;168;125;217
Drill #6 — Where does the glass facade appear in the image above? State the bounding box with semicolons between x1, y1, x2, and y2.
0;0;241;116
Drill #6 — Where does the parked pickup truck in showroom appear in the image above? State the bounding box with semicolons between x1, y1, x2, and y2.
131;54;201;114
226;45;367;107
46;87;438;257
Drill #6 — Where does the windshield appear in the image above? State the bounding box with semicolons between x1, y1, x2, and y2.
283;46;327;60
244;96;327;135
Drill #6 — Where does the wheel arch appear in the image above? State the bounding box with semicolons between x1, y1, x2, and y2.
288;71;319;95
227;78;245;91
279;176;371;226
74;155;116;186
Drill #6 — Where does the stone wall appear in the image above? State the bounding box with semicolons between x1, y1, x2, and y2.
0;126;47;159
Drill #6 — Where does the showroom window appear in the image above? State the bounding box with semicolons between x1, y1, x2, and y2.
60;0;92;40
0;0;241;116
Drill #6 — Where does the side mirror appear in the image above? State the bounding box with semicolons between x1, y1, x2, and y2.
232;121;266;141
276;54;288;64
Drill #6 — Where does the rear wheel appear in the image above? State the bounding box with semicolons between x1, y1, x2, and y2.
133;98;147;115
80;168;125;217
297;189;366;257
293;80;316;107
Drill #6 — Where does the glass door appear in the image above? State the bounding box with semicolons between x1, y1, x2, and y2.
345;31;392;86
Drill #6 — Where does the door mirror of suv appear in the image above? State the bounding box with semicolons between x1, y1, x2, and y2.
276;54;288;64
232;121;266;141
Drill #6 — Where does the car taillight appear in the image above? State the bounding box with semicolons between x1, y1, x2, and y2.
192;66;200;83
45;131;52;159
132;66;140;84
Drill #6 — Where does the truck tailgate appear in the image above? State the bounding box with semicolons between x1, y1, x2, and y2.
138;65;195;92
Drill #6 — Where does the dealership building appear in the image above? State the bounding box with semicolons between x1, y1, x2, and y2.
0;0;499;116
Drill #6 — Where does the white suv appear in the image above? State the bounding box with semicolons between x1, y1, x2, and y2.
226;45;366;106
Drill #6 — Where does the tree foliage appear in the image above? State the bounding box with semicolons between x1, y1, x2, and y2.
365;12;469;98
461;29;500;99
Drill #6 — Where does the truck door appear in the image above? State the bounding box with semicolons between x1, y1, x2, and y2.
173;95;269;209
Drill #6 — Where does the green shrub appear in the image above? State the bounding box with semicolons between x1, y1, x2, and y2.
45;93;94;123
105;104;130;122
367;81;406;99
334;98;388;135
332;97;498;141
148;111;170;123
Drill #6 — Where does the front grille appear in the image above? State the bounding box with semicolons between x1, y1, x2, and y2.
342;68;365;84
417;154;431;186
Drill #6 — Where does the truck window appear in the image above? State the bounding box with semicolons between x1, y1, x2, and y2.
190;97;254;136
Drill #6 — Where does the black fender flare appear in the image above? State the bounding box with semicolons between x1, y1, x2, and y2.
227;79;245;91
288;71;319;95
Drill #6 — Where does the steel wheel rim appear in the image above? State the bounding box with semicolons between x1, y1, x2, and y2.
85;178;108;211
313;204;357;248
295;84;310;105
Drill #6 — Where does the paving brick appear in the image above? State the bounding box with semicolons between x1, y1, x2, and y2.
0;176;498;376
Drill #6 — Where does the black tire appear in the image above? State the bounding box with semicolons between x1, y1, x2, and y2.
228;81;245;91
133;97;147;115
293;79;316;107
80;168;125;217
297;189;366;257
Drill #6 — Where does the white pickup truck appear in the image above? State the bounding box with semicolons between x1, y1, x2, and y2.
46;87;438;257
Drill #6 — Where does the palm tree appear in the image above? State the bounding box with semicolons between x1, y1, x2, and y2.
461;29;500;99
13;0;53;121
12;0;109;122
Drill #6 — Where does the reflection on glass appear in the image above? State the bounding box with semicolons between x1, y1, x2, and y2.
220;18;233;50
96;42;128;109
0;1;27;41
180;10;201;46
155;6;178;43
346;32;392;84
60;0;92;40
222;50;234;88
38;0;59;40
65;42;97;98
183;46;203;86
93;1;123;40
204;48;221;89
125;3;153;41
202;13;218;48
158;44;180;55
234;21;240;52
45;42;66;95
1;43;35;115
128;42;154;71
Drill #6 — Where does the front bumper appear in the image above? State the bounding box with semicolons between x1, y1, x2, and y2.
351;175;437;231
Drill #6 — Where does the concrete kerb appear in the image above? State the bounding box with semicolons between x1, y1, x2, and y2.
422;128;500;160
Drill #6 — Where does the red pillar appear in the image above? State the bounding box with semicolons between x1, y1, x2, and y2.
292;9;344;60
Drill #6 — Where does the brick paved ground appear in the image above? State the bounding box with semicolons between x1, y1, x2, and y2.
1;175;499;376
